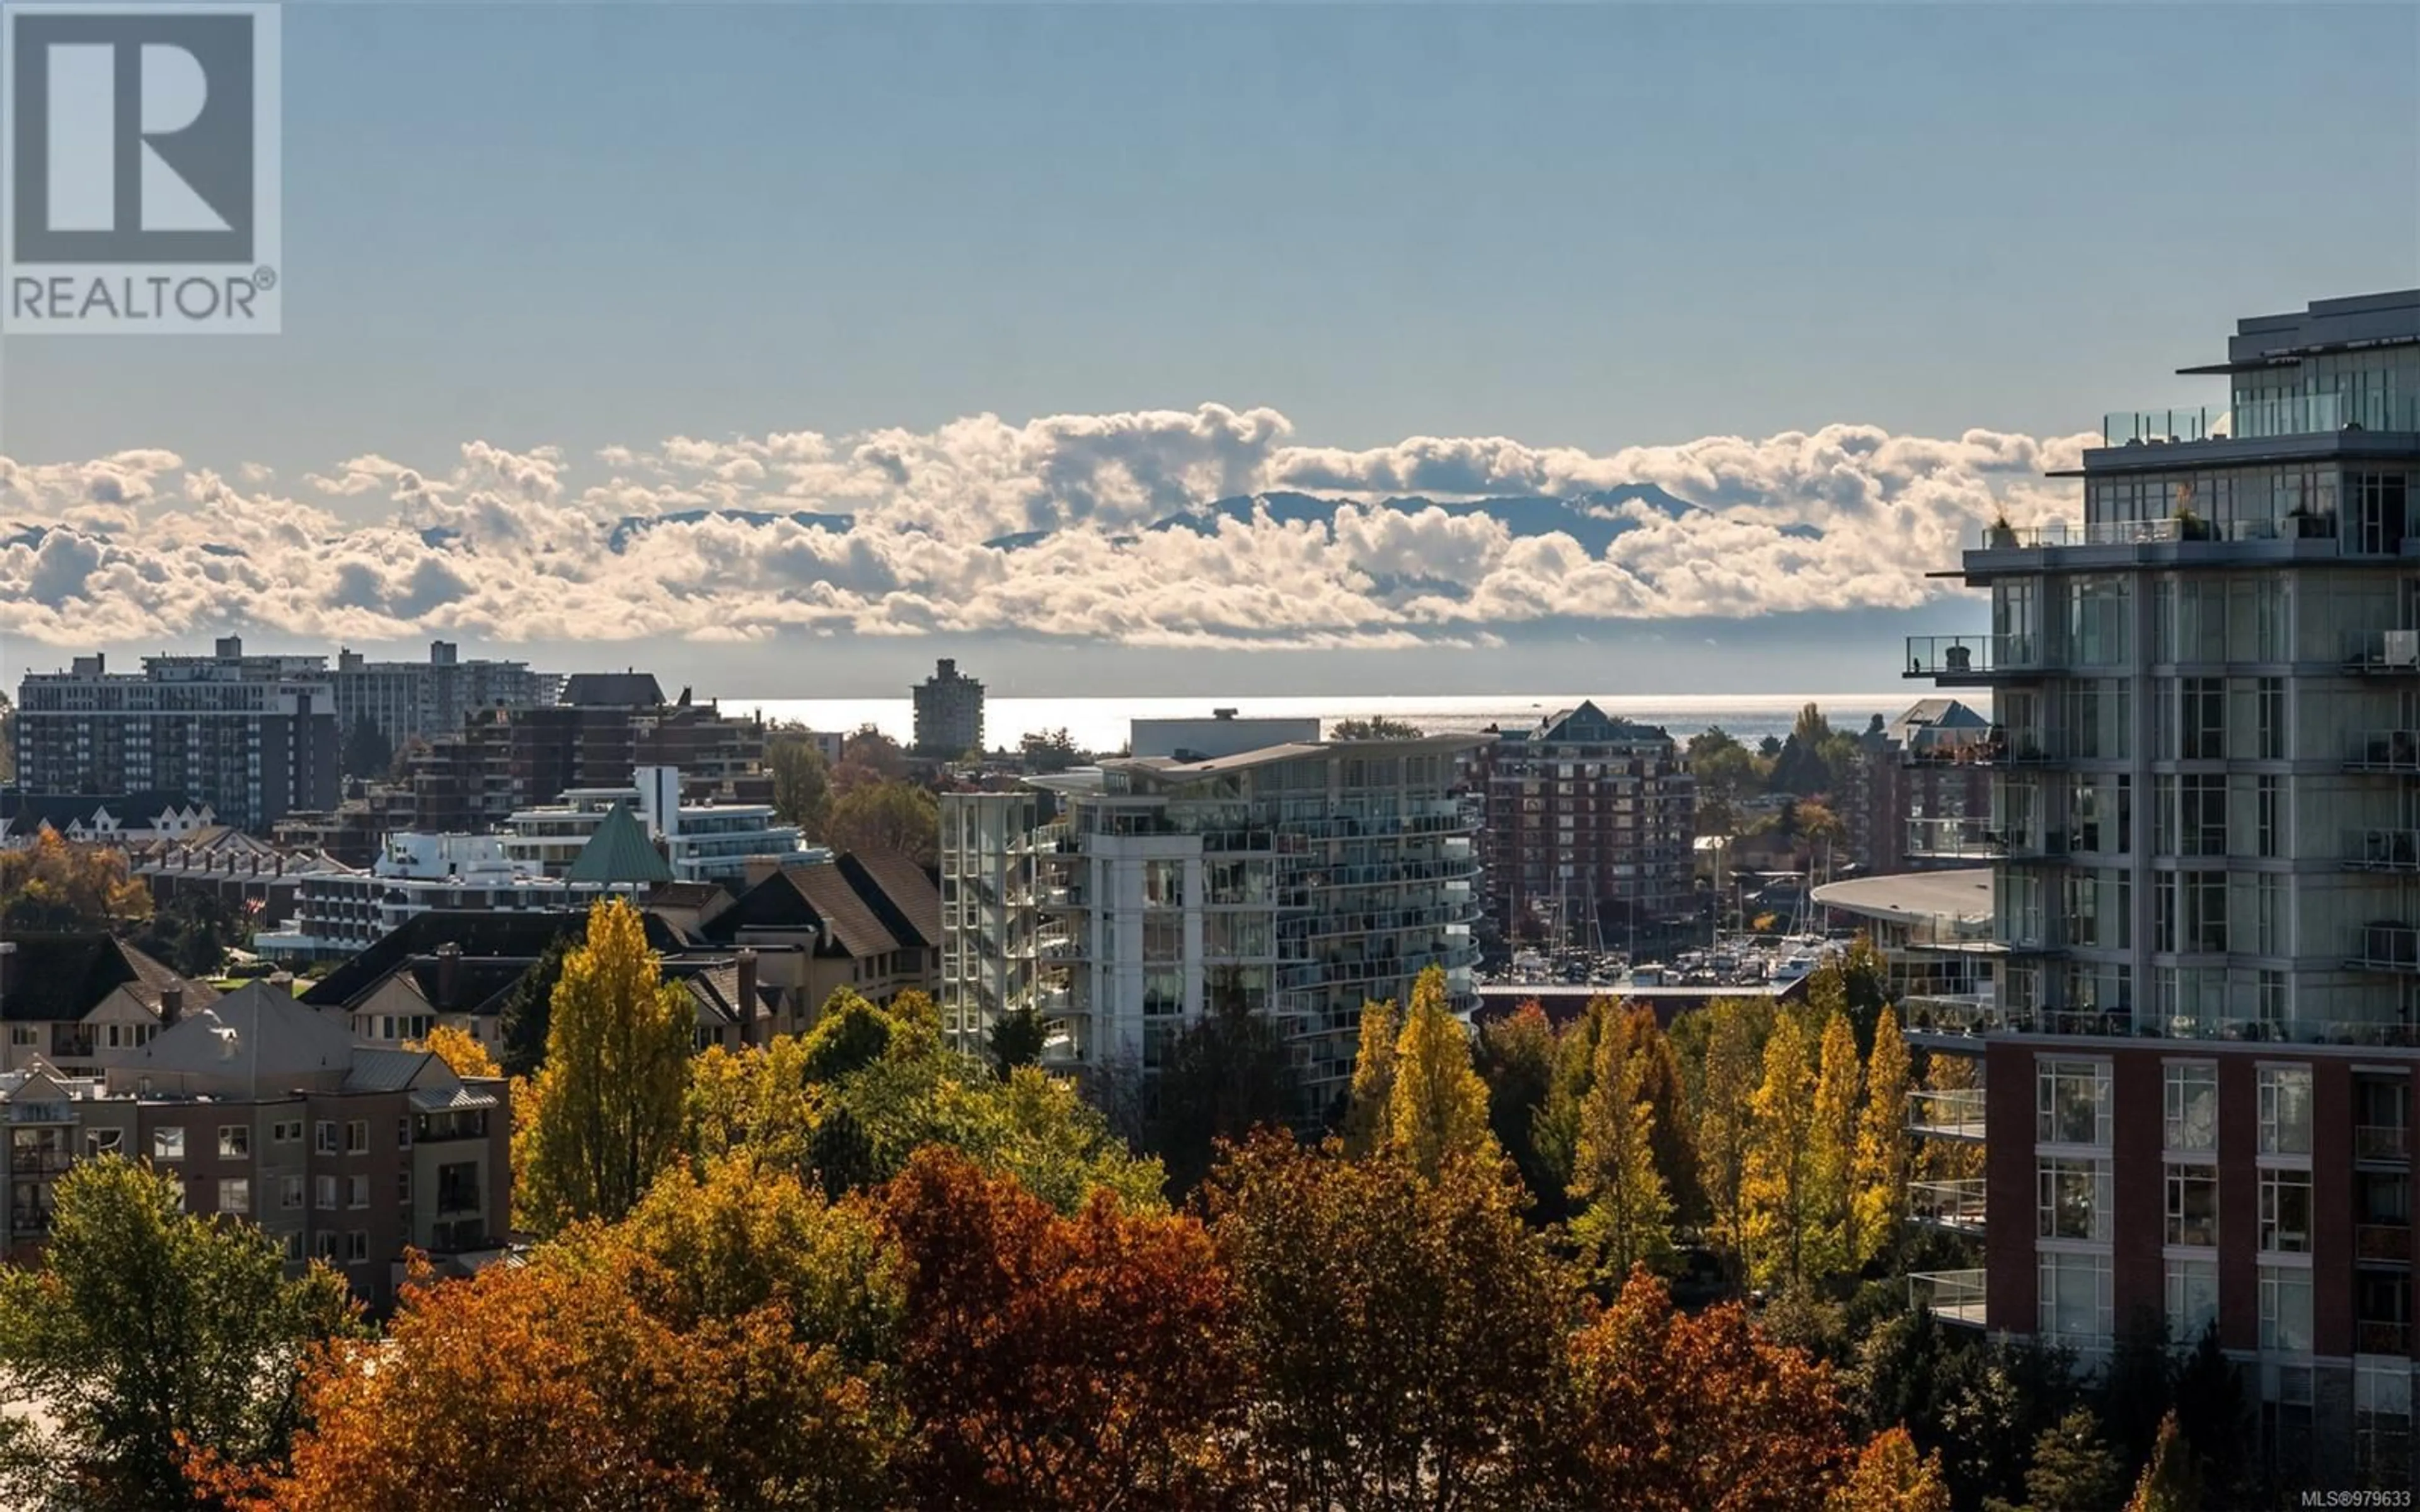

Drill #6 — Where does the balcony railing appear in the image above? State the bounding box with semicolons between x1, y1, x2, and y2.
1908;1179;1987;1236
1903;727;2025;767
2351;924;2420;973
1908;1087;1988;1141
2358;1320;2414;1356
1908;1269;1988;1328
2102;393;2420;447
1978;514;2338;551
2352;829;2420;871
2359;1125;2412;1162
1906;817;2007;861
2348;730;2420;774
2344;629;2420;673
2356;1225;2414;1264
1904;635;2038;679
1902;992;2003;1037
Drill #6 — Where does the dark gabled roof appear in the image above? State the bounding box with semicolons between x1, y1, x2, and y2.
645;881;730;912
297;909;689;1010
0;934;219;1023
707;862;882;958
0;791;207;832
841;851;940;949
1508;700;1674;747
565;804;676;886
560;672;664;707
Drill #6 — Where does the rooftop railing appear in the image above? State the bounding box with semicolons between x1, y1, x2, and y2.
2100;392;2420;447
1979;514;2338;551
1908;1269;1988;1328
1905;634;2039;679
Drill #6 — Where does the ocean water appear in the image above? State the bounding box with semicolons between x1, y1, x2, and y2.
731;692;1916;755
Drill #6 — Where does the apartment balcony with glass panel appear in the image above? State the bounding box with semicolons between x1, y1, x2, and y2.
2348;730;2420;774
2346;829;2420;873
1909;1179;1988;1238
1905;816;2007;861
1904;635;2047;684
1906;1268;1988;1328
1908;1087;1989;1142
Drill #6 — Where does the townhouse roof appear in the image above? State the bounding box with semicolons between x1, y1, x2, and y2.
564;804;676;886
1495;699;1673;746
0;935;219;1024
297;909;689;1012
124;980;357;1082
0;791;207;833
706;852;939;960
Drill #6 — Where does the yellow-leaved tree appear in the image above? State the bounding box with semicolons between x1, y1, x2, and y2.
1807;1010;1864;1276
1695;999;1761;1281
405;1023;500;1080
1342;999;1400;1157
518;897;694;1232
1852;1005;1913;1266
1744;1011;1819;1288
1569;1002;1672;1276
1385;966;1495;1178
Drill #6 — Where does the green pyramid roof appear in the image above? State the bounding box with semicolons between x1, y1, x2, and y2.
565;802;676;886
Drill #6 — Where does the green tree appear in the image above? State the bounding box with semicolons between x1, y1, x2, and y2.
2013;1407;2126;1512
1625;1005;1703;1227
1386;966;1496;1178
1151;973;1297;1198
0;1155;361;1508
1328;716;1426;740
1697;999;1762;1279
824;780;939;869
1570;1004;1673;1276
834;725;908;792
1017;727;1081;774
340;715;392;782
519;897;695;1231
1808;1011;1864;1277
1745;1011;1820;1287
497;934;570;1079
766;730;834;839
1852;1005;1913;1266
986;1004;1046;1079
1475;1002;1562;1215
1341;999;1400;1155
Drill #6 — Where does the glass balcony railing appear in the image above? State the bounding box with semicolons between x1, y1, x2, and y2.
2348;829;2420;873
1908;1179;1987;1235
2348;730;2420;774
1980;514;2337;551
1905;817;2005;860
1908;1269;1988;1328
1908;1087;1988;1140
2351;924;2420;973
1905;634;2039;679
2356;1225;2414;1264
2358;1124;2412;1162
2101;392;2420;447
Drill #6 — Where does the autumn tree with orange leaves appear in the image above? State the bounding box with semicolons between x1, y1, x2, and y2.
882;1147;1240;1510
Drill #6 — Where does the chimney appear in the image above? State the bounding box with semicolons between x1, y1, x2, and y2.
735;949;759;1048
437;942;463;1007
159;980;184;1028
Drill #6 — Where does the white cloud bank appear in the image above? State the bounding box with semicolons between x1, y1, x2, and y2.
0;407;2090;652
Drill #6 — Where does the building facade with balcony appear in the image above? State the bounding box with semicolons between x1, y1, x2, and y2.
1477;702;1696;951
330;640;554;756
1842;700;2001;874
1906;289;2420;1490
0;980;512;1310
14;639;340;831
913;659;986;759
938;730;1487;1112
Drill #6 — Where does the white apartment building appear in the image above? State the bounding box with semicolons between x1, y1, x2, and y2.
253;833;614;961
498;767;822;885
940;724;1487;1111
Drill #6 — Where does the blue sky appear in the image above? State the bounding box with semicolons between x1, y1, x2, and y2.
3;2;2416;697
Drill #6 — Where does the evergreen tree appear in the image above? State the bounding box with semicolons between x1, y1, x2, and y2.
1386;966;1495;1178
986;1004;1046;1079
1698;999;1761;1281
1625;1004;1703;1227
1151;975;1296;1198
519;898;696;1232
497;935;570;1079
1475;1002;1561;1215
1852;1005;1914;1266
2019;1407;2126;1512
1570;1003;1673;1276
1342;999;1400;1156
1744;1011;1819;1287
1809;1010;1864;1276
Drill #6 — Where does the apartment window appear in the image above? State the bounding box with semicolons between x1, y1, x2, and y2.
2164;1164;2218;1247
2182;872;2226;953
1144;861;1185;908
2164;1063;2218;1152
346;1174;369;1210
272;1120;301;1145
2181;678;2225;759
2256;776;2280;857
2152;774;2176;854
2037;1058;2111;1147
2165;1257;2219;1345
2259;1067;2314;1154
217;1125;249;1159
398;1170;413;1206
2357;1359;2414;1487
2260;1265;2315;1353
153;1126;185;1162
2039;1251;2112;1346
2180;776;2227;855
315;1175;337;1211
282;1231;302;1263
217;1179;249;1215
345;1120;369;1155
2257;679;2285;759
2260;1169;2313;1254
345;1231;369;1265
2254;874;2283;956
85;1129;122;1157
314;1231;338;1263
280;1175;302;1210
2039;1158;2112;1242
397;1117;413;1150
315;1121;337;1155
